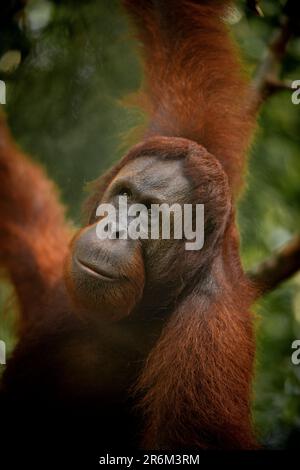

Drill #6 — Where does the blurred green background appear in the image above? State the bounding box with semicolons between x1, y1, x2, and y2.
0;0;300;448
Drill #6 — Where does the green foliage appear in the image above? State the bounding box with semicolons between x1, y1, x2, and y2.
0;0;300;447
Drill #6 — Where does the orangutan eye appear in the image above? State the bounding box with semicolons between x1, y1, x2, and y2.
117;186;132;198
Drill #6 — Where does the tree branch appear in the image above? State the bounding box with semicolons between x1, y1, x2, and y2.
252;18;292;108
246;0;264;18
248;236;300;297
251;0;299;110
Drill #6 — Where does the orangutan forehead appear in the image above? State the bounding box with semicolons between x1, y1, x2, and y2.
109;156;190;201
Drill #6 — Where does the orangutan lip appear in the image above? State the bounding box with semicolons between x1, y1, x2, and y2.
75;257;119;282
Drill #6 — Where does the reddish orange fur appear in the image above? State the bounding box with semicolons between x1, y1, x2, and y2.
120;0;258;448
136;199;256;449
0;116;72;331
123;0;256;194
86;136;258;448
0;0;258;450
